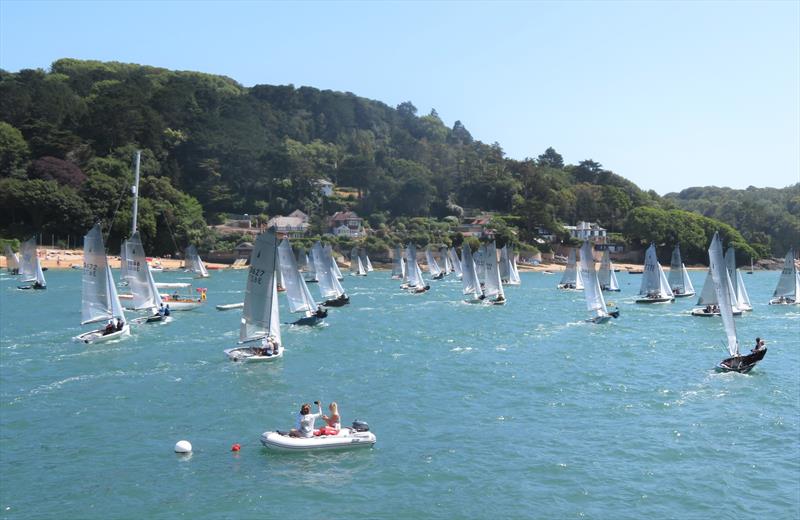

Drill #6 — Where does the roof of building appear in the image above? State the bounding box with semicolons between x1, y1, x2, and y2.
330;211;361;221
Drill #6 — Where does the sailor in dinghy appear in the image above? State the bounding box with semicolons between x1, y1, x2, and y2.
224;228;284;362
74;224;131;343
707;232;766;373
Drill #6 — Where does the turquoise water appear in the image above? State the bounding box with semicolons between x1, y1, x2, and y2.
1;269;798;519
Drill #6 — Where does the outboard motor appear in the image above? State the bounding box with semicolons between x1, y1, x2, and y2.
351;420;370;432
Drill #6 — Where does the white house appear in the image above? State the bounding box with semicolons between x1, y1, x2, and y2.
564;221;607;242
267;209;310;238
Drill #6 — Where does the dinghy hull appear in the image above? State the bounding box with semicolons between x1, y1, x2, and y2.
717;348;767;374
224;346;284;362
74;324;131;344
260;429;376;452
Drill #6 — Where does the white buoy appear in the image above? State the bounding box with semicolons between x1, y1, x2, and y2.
174;440;192;453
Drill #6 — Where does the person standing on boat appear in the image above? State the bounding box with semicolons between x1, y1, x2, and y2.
315;402;341;436
289;402;323;438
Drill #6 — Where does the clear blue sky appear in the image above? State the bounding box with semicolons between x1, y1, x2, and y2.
1;0;798;194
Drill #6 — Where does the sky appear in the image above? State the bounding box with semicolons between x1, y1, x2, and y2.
1;0;798;194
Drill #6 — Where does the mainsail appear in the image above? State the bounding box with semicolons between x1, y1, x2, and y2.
440;247;452;275
638;244;673;298
350;247;366;276
559;248;583;289
185;245;209;278
461;244;481;299
4;245;20;272
709;232;738;357
426;247;442;277
579;241;608;318
19;237;38;282
391;245;405;279
449;247;463;278
724;246;750;309
499;245;521;285
81;224;125;324
406;244;425;289
361;250;374;272
772;249;799;301
483;242;504;300
314;242;345;299
598;249;619;291
326;246;344;280
277;239;316;315
240;229;279;343
123;232;162;312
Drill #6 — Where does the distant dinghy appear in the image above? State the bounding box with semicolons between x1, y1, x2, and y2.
769;249;799;305
391;245;406;280
482;242;506;304
499;245;521;286
557;248;583;290
579;241;618;323
278;239;326;326
449;247;463;279
724;245;751;311
4;245;20;275
17;237;46;290
350;247;367;276
598;249;620;292
184;244;209;278
461;244;483;304
691;267;743;317
635;244;674;303
425;246;444;280
667;245;695;298
315;242;349;306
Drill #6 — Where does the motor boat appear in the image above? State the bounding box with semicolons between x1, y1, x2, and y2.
260;421;376;452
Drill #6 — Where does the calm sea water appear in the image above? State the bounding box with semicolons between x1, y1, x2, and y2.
1;268;798;519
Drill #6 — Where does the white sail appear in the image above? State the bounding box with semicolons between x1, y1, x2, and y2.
461;244;481;299
598;249;619;291
474;246;486;284
305;248;318;282
681;264;695;295
4;245;20;271
361;251;374;272
449;247;463;278
440;247;452;275
406;244;424;289
106;263;125;320
81;224;114;324
19;237;37;281
426;247;442;277
579;241;608;318
33;252;46;287
278;239;316;314
124;233;162;311
709;232;739;357
350;247;367;276
724;246;750;309
314;242;345;299
326;246;344;280
185;244;209;278
391;246;405;279
639;244;673;298
499;245;521;285
559;248;583;289
668;245;688;294
772;249;799;300
483;242;505;299
240;229;279;343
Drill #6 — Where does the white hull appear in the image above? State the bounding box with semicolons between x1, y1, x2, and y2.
162;299;203;311
768;297;798;305
691;307;743;317
216;302;244;311
224;345;284;362
74;324;131;344
673;291;695;298
260;428;376;452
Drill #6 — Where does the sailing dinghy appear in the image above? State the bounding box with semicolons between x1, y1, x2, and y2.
391;245;406;280
184;244;209;278
405;244;429;293
724;246;751;311
4;245;20;274
327;245;344;280
499;245;521;286
557;248;583;290
350;247;367;276
667;245;695;298
708;232;766;373
278;239;326;326
461;244;483;303
691;267;743;317
75;224;131;343
483;242;506;304
769;249;799;305
224;228;283;362
123;232;172;323
635;244;674;303
17;237;46;290
579;241;619;323
315;242;350;306
440;246;453;276
426;246;444;280
598;249;620;292
449;247;463;279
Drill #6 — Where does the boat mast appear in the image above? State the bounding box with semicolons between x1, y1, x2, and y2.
131;150;141;236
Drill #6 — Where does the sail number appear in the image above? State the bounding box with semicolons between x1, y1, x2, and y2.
126;259;141;272
249;267;265;285
83;262;98;276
